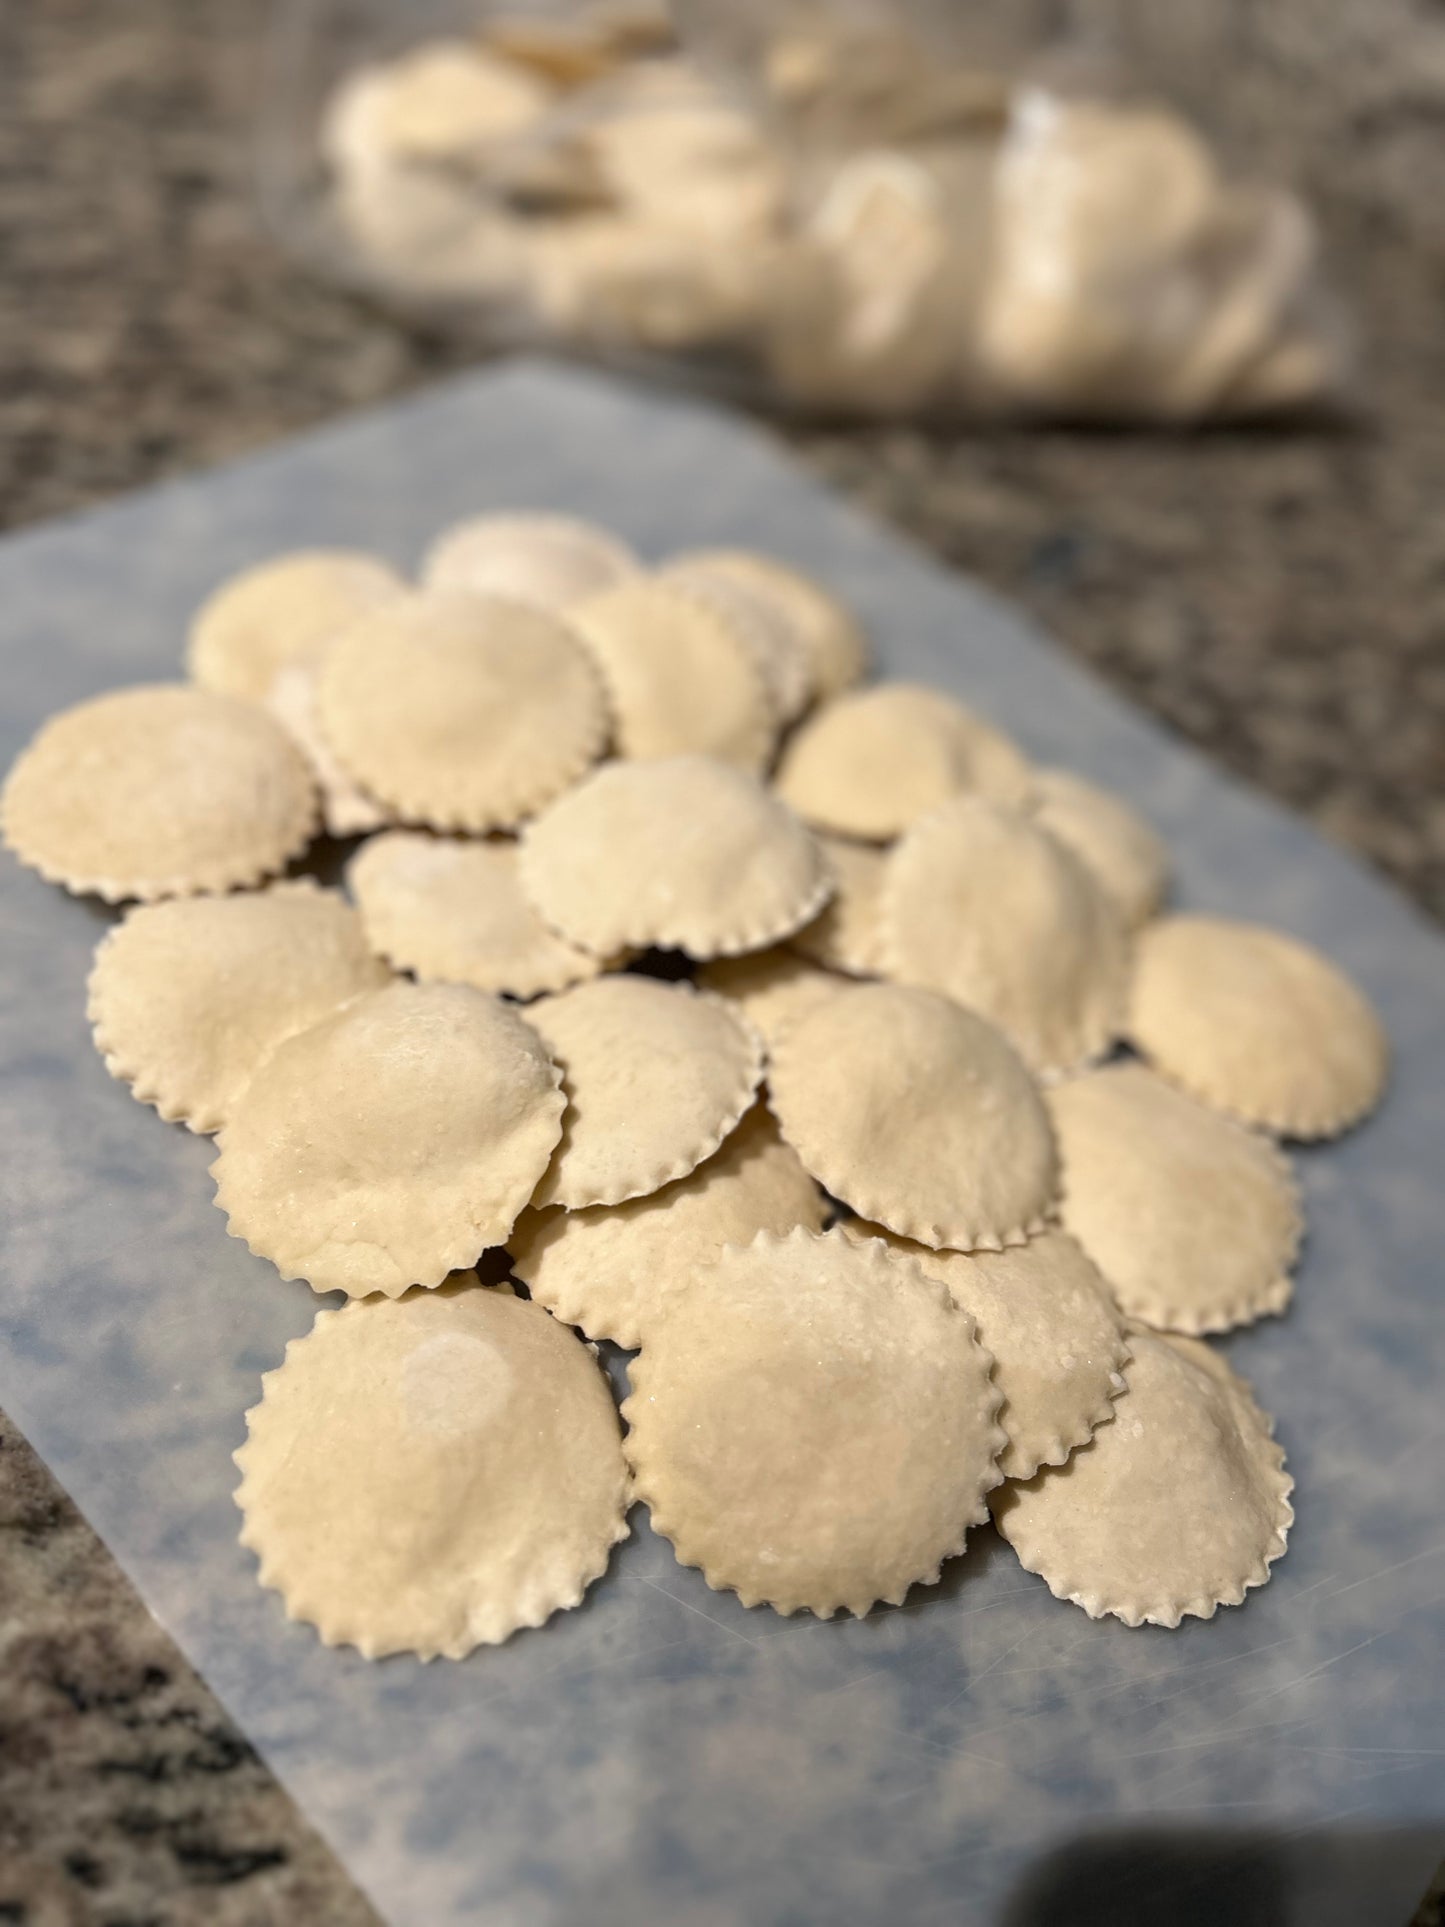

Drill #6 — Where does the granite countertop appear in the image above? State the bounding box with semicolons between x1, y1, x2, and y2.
1;2;1443;1922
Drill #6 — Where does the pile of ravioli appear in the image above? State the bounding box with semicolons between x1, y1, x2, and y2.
319;19;1342;423
1;513;1388;1661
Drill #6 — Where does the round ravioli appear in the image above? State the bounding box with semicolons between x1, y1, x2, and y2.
789;832;889;976
519;755;831;959
571;576;776;772
766;981;1058;1250
884;793;1129;1074
317;591;608;832
777;684;1033;840
508;1106;825;1347
527;977;764;1209
1;684;317;902
212;980;564;1296
661;557;814;723
623;1228;1005;1615
186;550;405;702
1049;1062;1302;1334
994;1327;1293;1628
422;512;637;610
678;551;868;701
87;882;390;1133
235;1281;629;1659
1030;768;1169;930
348;831;603;999
696;948;848;1052
1128;914;1388;1138
841;1222;1130;1481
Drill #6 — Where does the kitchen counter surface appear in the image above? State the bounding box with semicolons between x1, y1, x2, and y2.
1;3;1441;1922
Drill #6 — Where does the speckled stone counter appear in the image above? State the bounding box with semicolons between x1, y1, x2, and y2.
0;1415;382;1925
1;3;1443;1922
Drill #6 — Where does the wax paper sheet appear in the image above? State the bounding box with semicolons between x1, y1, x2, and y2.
1;364;1442;1926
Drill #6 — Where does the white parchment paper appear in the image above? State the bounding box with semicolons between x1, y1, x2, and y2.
1;364;1442;1926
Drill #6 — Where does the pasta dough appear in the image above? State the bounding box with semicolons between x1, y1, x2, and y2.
235;1281;629;1658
